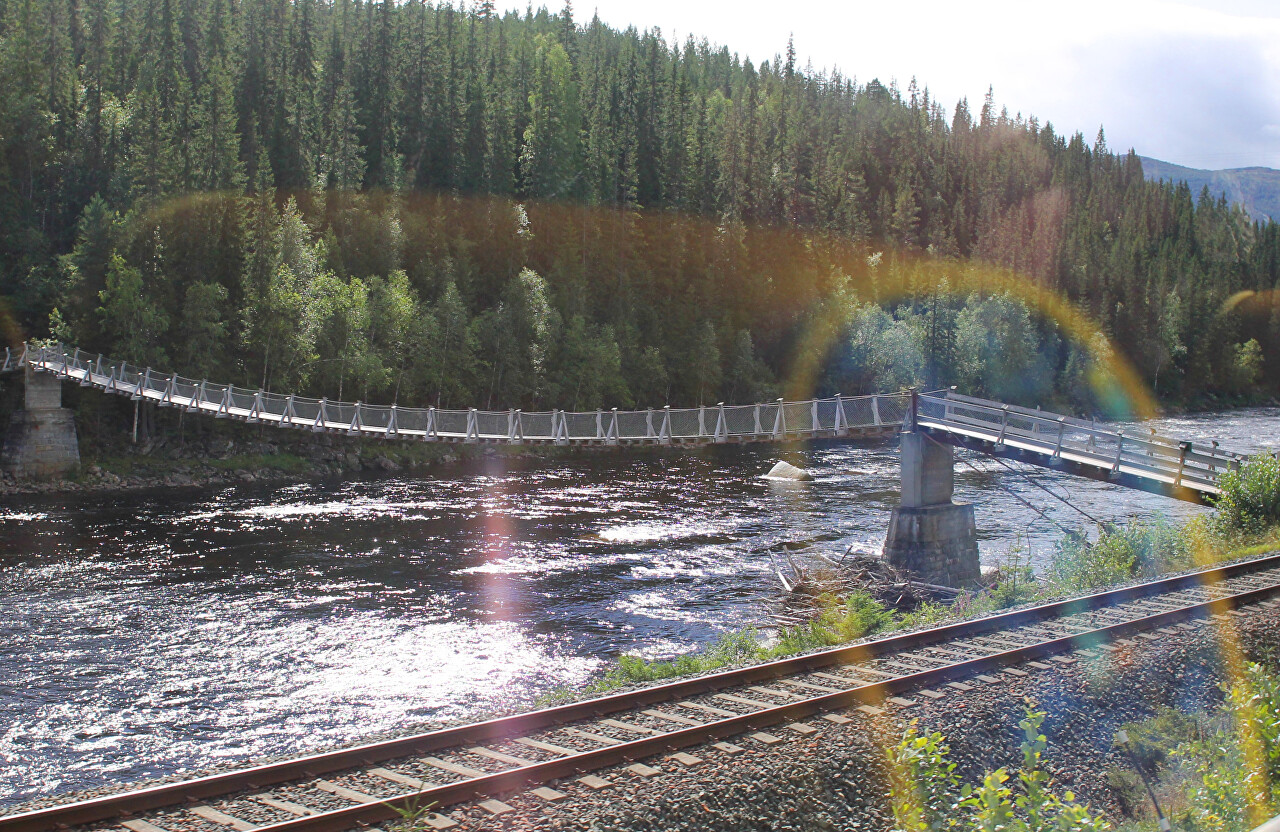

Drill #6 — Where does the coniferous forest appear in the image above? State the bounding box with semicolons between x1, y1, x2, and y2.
2;0;1279;421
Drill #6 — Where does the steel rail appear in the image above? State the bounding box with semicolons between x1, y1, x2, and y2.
229;580;1280;832
4;551;1280;832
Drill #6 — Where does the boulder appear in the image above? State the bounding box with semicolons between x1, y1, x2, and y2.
764;460;812;481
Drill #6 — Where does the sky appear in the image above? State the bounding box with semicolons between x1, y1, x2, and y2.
500;0;1280;171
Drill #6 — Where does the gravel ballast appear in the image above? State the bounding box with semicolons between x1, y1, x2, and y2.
424;604;1278;831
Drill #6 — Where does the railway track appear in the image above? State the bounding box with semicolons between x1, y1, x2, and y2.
8;552;1280;832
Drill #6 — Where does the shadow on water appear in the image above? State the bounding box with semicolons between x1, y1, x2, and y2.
0;408;1274;804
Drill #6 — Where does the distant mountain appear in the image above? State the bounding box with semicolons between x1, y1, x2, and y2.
1139;156;1280;223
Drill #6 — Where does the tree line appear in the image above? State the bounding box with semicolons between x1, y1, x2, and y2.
2;0;1278;420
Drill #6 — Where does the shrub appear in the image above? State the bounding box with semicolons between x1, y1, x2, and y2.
888;708;1109;831
1213;454;1280;537
1178;663;1280;831
1047;518;1190;592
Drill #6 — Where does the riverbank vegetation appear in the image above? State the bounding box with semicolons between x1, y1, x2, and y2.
574;455;1280;696
1;1;1279;445
889;709;1109;831
1106;662;1280;832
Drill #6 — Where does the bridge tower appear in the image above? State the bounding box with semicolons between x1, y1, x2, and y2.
882;392;980;587
2;364;80;480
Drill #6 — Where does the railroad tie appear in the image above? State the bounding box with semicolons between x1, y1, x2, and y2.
514;736;581;757
251;796;317;817
642;708;703;726
465;746;538;767
188;806;256;831
313;780;379;804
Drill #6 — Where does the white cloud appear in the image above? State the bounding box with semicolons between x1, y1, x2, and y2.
501;0;1280;169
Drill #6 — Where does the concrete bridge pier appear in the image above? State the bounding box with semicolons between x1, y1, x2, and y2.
2;365;80;480
882;428;981;588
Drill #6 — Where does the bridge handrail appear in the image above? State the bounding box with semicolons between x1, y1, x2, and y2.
12;343;910;444
936;390;1246;463
919;392;1242;491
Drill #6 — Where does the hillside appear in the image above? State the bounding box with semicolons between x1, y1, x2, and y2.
1140;156;1280;222
0;1;1277;424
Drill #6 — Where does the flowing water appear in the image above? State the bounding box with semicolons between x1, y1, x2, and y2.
1;407;1276;805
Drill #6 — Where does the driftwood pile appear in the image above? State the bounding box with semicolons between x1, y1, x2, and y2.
766;542;961;619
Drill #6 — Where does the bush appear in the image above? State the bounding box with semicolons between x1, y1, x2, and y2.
1047;518;1190;592
888;708;1109;831
1213;454;1280;537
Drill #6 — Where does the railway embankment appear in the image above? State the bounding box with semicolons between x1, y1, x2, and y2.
445;598;1277;831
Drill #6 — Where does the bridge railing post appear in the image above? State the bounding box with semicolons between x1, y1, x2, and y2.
660;405;671;445
871;395;881;426
698;405;707;437
811;399;819;434
646;407;655;439
715;402;727;442
1176;441;1190;487
283;395;296;427
386;405;397;437
608;408;618;444
426;406;437;440
772;398;785;438
753;403;763;436
1053;417;1066;458
995;405;1009;446
834;394;846;435
313;398;327;431
596;408;604;440
1112;433;1124;474
466;408;479;442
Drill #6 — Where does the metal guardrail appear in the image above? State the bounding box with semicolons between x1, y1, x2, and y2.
3;344;907;445
916;390;1245;496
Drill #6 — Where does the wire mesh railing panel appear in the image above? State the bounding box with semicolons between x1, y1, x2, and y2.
757;402;782;433
521;412;554;439
616;411;651;439
782;402;811;433
724;405;760;436
564;412;599;439
394;408;427;433
476;411;508;437
814;400;838;431
433;410;469;436
361;407;392;430
878;395;908;425
841;396;872;427
292;400;321;423
667;409;703;438
258;393;287;418
173;379;200;402
229;389;256;413
324;402;354;427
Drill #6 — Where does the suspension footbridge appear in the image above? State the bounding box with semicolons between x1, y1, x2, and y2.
1;343;1246;503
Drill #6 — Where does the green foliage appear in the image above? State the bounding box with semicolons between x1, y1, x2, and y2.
1177;663;1280;831
0;0;1276;420
889;708;1110;831
581;590;892;694
1213;454;1280;537
1046;518;1190;593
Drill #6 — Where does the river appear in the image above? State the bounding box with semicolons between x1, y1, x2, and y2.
1;407;1276;805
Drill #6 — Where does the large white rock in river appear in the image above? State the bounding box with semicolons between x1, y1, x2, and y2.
764;460;813;481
